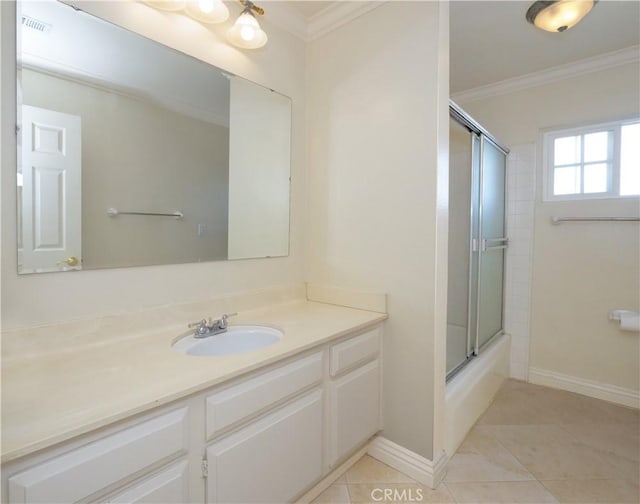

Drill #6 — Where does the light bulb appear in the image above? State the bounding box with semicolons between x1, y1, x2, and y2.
198;0;214;13
227;10;267;49
184;0;229;23
238;14;258;41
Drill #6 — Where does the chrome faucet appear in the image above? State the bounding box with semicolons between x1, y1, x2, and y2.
188;313;237;338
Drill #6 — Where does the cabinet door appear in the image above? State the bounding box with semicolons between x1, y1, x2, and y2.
329;360;381;466
206;390;323;503
105;460;189;503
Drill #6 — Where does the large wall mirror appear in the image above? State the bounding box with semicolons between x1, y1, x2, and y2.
16;0;292;274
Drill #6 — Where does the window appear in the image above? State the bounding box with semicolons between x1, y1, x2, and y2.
543;119;640;200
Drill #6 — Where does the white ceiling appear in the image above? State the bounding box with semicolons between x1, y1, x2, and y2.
450;0;640;94
286;1;336;20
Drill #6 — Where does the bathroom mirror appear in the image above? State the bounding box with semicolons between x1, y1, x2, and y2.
16;0;291;274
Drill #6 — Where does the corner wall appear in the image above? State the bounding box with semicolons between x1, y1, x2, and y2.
1;1;307;329
306;2;449;460
458;61;640;400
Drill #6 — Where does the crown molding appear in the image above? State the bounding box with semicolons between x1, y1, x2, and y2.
307;1;385;41
263;1;385;42
262;1;310;41
452;45;640;103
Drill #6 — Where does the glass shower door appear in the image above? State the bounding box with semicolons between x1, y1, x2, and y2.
447;103;508;380
476;137;507;350
446;119;474;375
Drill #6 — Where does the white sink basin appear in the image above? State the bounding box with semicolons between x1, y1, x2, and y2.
172;325;282;356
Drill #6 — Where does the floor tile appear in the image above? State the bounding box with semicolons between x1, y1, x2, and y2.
446;481;559;503
549;392;640;425
311;484;350;504
444;427;534;482
560;423;640;464
348;483;455;503
541;479;640;503
477;380;562;425
478;379;639;426
480;424;640;481
345;456;414;484
586;399;640;425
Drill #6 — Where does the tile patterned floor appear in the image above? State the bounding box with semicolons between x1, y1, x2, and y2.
312;379;640;504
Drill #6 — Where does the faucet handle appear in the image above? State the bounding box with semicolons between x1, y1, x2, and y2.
188;319;209;335
220;312;238;328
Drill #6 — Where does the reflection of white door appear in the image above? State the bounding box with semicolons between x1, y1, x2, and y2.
20;105;82;273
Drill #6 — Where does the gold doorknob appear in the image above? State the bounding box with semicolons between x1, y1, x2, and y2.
65;256;79;266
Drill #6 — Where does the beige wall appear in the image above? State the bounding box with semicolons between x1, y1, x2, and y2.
307;2;449;459
21;69;229;268
1;1;307;329
459;62;640;392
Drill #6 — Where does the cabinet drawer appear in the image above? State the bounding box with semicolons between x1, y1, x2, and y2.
207;390;323;503
206;352;322;439
330;327;381;377
8;408;189;504
105;460;189;504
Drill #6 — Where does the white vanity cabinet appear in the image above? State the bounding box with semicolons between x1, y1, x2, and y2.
6;407;192;504
328;327;383;466
204;351;324;503
206;390;323;503
3;324;383;504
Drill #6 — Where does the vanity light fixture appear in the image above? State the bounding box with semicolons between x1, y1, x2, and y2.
526;0;597;33
143;0;229;24
227;0;268;49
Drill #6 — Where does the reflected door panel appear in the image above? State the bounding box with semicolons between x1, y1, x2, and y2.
20;105;82;273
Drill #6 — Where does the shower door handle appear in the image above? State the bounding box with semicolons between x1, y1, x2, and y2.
482;237;508;252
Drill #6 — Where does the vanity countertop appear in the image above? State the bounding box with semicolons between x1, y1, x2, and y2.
1;300;386;463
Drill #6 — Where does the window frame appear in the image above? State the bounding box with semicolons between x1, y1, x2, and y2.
542;118;640;202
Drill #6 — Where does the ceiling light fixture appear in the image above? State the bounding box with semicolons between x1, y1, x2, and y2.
227;0;268;49
526;0;597;33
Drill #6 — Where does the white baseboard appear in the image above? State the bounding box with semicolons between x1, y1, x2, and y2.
529;367;640;409
367;436;447;489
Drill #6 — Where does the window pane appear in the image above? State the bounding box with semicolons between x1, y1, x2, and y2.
584;131;609;163
620;123;640;196
554;136;581;166
584;163;608;193
554;165;580;195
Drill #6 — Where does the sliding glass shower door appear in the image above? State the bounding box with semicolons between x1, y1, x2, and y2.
446;104;508;379
477;138;507;350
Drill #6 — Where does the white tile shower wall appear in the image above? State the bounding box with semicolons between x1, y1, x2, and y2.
504;144;536;380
